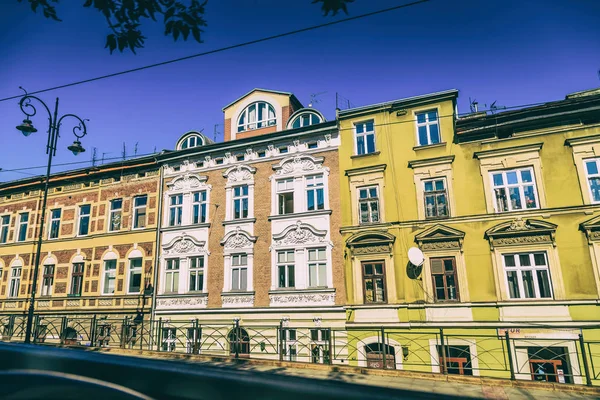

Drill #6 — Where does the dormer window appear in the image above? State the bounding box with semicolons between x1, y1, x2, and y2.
238;101;276;132
179;134;203;150
287;109;325;130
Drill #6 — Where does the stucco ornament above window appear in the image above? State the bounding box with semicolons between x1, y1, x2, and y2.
162;234;206;255
167;174;208;192
579;214;600;244
272;154;325;177
345;231;395;257
272;221;328;247
223;165;256;184
484;218;557;250
220;227;257;249
414;224;465;252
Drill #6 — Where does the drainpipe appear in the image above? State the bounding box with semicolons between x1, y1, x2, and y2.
149;162;164;349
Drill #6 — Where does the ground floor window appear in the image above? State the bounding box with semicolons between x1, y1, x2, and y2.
527;346;572;384
229;328;250;357
282;328;297;362
96;324;111;347
186;327;202;354
437;345;473;375
365;343;396;369
310;329;331;364
162;328;177;352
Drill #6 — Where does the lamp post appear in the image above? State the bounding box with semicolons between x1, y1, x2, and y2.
16;89;88;344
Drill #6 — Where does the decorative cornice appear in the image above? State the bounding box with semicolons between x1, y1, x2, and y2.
345;164;387;177
221;292;255;308
221;227;257;249
408;155;455;169
415;224;465;252
484;217;557;250
565;134;600;147
269;290;336;307
271;154;325;176
156;295;208;309
222;164;256;184
272;221;328;247
473;143;543;159
166;173;208;192
162;234;206;255
579;214;600;244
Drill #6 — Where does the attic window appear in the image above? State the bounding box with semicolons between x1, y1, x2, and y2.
179;134;203;150
237;101;276;132
257;151;266;158
236;154;245;161
173;166;180;172
195;161;204;168
279;147;289;154
215;158;224;165
308;142;318;149
290;111;322;129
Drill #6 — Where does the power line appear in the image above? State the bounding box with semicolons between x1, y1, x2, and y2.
0;0;430;103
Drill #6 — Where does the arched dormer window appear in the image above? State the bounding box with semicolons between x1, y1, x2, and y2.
178;134;204;150
287;109;325;129
237;101;276;133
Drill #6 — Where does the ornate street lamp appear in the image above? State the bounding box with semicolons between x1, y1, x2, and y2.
16;87;89;344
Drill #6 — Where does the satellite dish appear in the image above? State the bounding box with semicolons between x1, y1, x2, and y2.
408;247;425;267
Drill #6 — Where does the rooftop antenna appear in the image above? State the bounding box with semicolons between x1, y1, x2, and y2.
214;124;220;142
469;97;479;113
487;100;506;114
308;91;327;108
121;142;126;160
91;147;98;167
101;152;111;164
153;146;157;153
134;142;139;156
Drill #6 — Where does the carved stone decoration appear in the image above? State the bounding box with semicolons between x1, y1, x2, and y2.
420;241;461;251
492;235;552;247
163;235;206;255
221;227;257;249
507;217;532;231
352;245;391;255
66;299;80;307
223;164;256;184
485;218;557;249
579;215;600;244
221;293;254;308
324;134;332;145
98;299;112;306
589;231;600;241
156;296;208;309
273;221;327;247
273;154;325;176
167;174;208;192
123;298;138;306
38;301;50;308
269;292;335;307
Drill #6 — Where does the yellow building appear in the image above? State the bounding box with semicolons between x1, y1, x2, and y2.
0;156;160;346
338;88;600;384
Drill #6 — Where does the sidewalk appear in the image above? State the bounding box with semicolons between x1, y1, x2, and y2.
94;347;600;400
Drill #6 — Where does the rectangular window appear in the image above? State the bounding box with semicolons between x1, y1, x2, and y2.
430;257;459;302
0;215;9;244
41;264;55;296
162;328;177;352
236;154;245;162
358;186;380;224
231;254;248;291
17;212;28;242
165;259;180;293
310;329;331;364
189;256;204;292
128;258;143;294
491;168;539;212
9;267;21;298
169;195;183;226
308;248;327;288
48;209;61;239
306;175;324;211
355;121;376;155
186;327;202;354
363;261;386;303
257;151;266;158
78;205;91;236
277;179;294;215
282;329;297;362
503;252;553;299
70;263;84;296
233;185;249;219
279;146;289;154
133;195;147;229
308;142;318;149
416;110;440;146
277;250;295;288
585;159;600;203
192;191;208;224
102;260;117;294
424;179;449;218
109;199;123;231
437;345;473;376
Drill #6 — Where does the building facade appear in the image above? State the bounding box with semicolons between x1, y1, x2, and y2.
153;89;346;359
0;156;161;344
338;88;600;382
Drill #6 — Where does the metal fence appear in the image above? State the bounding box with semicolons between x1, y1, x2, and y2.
1;313;599;387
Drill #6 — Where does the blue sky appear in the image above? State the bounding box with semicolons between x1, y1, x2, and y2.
0;0;599;181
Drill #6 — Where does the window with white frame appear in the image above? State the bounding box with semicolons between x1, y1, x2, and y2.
355;121;375;155
128;258;142;294
277;179;294;215
358;186;380;224
102;260;117;294
424;178;449;218
584;159;600;203
9;266;21;298
277;250;295;288
282;329;298;361
231;254;248;291
109;199;122;232
0;215;9;244
237;101;276;132
162;328;177;351
78;205;91;236
48;209;61;239
290;112;322;129
41;264;55;296
17;213;28;242
180;134;203;150
133;195;147;229
192;191;208;224
70;263;84;296
306;175;324;211
189;256;204;292
233;185;249;219
186;327;202;354
491;168;539;212
502;252;553;299
416;110;440;146
308;248;327;288
164;259;180;293
168;194;183;226
310;329;331;364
